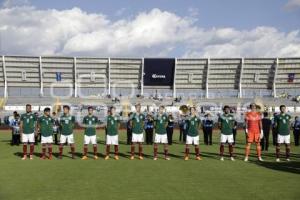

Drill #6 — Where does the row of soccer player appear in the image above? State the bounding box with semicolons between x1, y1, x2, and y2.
19;103;292;162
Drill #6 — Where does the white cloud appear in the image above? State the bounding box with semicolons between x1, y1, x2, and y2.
2;0;30;8
0;6;299;58
284;0;300;10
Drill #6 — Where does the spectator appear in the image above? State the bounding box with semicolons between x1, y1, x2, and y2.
261;112;272;151
272;113;278;146
293;116;300;146
126;112;133;145
52;112;60;145
166;113;174;145
10;113;21;145
203;113;213;145
145;114;154;145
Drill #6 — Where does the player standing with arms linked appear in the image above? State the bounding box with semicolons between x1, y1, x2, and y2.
58;105;76;159
184;106;202;161
275;105;292;162
153;105;170;160
218;105;235;161
20;104;37;160
129;103;145;160
81;106;99;160
244;103;264;162
37;107;54;160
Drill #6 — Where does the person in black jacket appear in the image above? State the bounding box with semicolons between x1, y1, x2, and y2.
260;112;272;151
145;114;154;145
272;113;278;146
127;112;133;145
203;113;213;145
166;114;174;145
293;116;300;146
230;110;238;145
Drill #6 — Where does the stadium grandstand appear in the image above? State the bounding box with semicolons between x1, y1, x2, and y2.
0;55;300;123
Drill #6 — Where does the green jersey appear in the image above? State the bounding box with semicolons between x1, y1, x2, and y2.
38;115;54;137
59;114;76;135
154;113;168;134
130;112;145;134
187;115;201;137
275;113;291;136
218;114;235;135
83;115;98;136
20;113;37;134
106;115;120;136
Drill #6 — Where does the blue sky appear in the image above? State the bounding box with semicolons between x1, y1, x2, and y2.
25;0;300;31
0;0;300;57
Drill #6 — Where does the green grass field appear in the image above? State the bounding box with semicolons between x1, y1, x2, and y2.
0;129;299;200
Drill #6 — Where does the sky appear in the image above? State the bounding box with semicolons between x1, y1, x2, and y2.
0;0;299;58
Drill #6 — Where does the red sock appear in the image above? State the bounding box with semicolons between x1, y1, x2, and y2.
30;144;34;156
220;144;224;156
93;145;97;156
59;145;63;157
164;148;168;157
42;144;46;157
83;145;88;156
23;144;27;156
106;145;110;156
70;145;75;156
131;144;135;156
229;144;234;157
114;145;118;156
139;144;143;157
185;146;189;157
195;146;200;157
286;145;290;159
48;145;52;157
154;144;158;157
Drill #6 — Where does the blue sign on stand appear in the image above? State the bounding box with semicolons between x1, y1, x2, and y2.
56;72;62;82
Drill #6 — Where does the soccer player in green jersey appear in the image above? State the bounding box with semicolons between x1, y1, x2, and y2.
37;107;54;160
218;105;235;161
275;105;292;162
153;105;170;160
82;106;99;160
58;105;76;159
184;106;202;161
104;106;121;160
20;104;37;160
129;103;145;160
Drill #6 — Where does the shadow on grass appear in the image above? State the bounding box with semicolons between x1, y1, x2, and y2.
256;161;300;174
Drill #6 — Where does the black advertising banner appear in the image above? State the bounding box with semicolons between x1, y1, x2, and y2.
144;58;175;86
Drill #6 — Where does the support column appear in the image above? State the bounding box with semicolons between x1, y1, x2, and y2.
273;58;279;98
141;58;144;96
2;56;7;98
205;58;210;99
108;58;111;95
173;58;177;98
73;57;77;97
39;56;44;97
238;58;244;98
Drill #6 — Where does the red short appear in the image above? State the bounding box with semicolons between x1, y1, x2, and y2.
247;131;260;143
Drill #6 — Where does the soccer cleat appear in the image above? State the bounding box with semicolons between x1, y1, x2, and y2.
184;156;189;161
82;156;88;160
153;157;158;161
244;157;248;162
220;157;224;161
21;155;27;160
139;156;144;160
48;155;53;160
276;158;280;162
40;156;46;160
196;156;202;161
286;158;290;162
29;155;33;160
104;156;110;160
114;156;119;160
258;157;264;162
94;155;99;160
165;157;170;161
230;157;235;161
130;156;135;160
